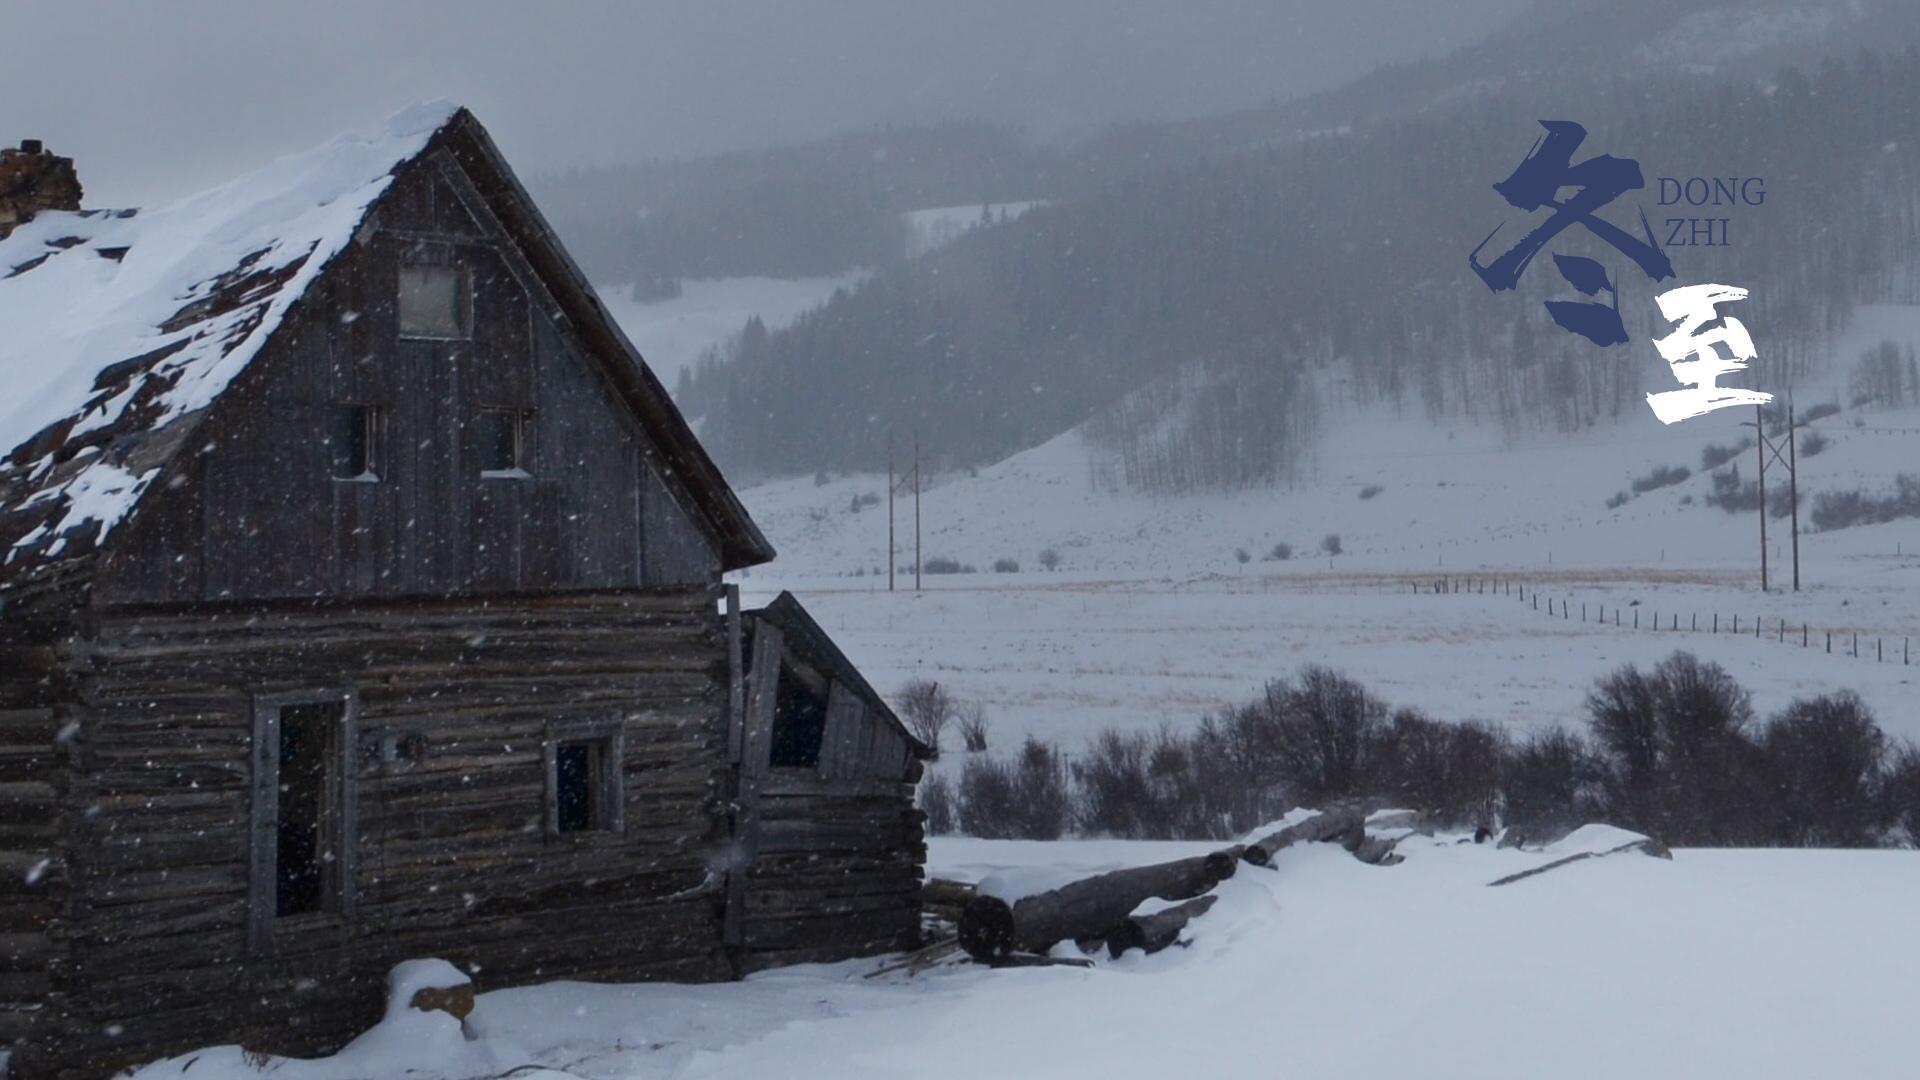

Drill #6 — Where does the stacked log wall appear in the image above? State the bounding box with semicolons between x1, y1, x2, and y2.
13;587;732;1078
0;605;72;1059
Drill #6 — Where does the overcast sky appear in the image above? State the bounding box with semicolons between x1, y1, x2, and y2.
6;1;1526;207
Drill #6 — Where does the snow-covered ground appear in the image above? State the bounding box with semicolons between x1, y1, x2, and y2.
128;830;1920;1080
735;306;1920;757
595;271;865;387
902;200;1045;258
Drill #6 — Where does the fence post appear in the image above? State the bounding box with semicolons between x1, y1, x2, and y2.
1582;603;1587;621
1634;609;1639;629
1734;615;1740;635
1827;630;1832;653
1878;638;1884;662
1691;613;1697;632
1713;613;1718;633
1853;632;1859;657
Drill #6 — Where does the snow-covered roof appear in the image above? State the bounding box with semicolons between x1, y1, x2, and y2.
0;102;458;583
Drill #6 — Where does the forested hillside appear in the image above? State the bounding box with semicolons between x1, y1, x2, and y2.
534;123;1054;293
673;5;1920;488
680;51;1920;485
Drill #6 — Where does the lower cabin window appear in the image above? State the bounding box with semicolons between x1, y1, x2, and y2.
546;725;623;835
251;691;357;942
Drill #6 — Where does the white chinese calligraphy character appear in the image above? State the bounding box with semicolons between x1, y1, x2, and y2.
1644;283;1772;424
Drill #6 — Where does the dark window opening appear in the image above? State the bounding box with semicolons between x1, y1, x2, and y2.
553;738;613;833
398;264;469;339
769;665;829;768
477;407;529;476
332;404;381;480
275;701;342;918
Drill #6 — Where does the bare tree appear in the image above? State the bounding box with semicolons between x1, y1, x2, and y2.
956;701;991;752
897;678;955;757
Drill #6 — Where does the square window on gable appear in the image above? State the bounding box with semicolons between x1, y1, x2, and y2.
398;264;470;339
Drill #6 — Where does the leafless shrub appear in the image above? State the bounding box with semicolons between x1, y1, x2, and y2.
956;701;991;752
920;773;955;836
958;737;1071;839
897;679;954;758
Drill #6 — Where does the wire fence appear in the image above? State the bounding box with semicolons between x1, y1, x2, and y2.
1413;574;1915;666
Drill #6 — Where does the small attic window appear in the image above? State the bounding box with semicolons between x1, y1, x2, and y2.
332;405;383;481
398;264;469;339
476;407;531;477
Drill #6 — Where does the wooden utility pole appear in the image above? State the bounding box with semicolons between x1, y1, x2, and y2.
913;435;923;592
1787;397;1801;591
1756;404;1769;592
887;432;896;593
1747;401;1803;593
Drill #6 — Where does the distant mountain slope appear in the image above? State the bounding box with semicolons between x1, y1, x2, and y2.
736;305;1920;585
682;30;1920;484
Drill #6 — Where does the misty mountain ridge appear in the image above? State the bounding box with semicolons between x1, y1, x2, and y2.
560;0;1920;495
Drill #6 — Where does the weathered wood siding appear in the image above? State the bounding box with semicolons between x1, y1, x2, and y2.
735;624;925;972
98;151;719;608
0;611;71;1056
741;771;924;970
13;588;732;1078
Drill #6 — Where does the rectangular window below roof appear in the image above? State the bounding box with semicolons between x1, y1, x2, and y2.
332;404;381;481
477;407;531;477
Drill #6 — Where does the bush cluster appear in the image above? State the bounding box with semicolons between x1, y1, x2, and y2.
1811;474;1920;531
930;654;1920;849
1630;464;1691;495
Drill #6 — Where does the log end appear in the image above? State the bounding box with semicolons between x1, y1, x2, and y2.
956;894;1017;961
1202;849;1239;884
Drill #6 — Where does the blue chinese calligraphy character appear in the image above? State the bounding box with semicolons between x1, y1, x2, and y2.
1471;121;1674;347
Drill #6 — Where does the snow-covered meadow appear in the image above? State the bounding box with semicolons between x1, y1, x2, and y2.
729;310;1920;761
127;828;1920;1080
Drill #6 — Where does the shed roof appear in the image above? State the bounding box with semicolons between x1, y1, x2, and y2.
751;591;932;760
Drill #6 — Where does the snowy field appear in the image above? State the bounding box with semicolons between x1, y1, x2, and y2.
734;307;1920;757
902;200;1045;258
735;572;1920;762
129;831;1920;1080
595;271;865;386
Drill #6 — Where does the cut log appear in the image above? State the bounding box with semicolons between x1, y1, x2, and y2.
1241;806;1366;867
922;878;976;915
1106;893;1219;958
957;849;1237;961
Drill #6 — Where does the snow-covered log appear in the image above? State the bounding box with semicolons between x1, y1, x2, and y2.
958;849;1238;961
1106;894;1219;958
1241;806;1367;867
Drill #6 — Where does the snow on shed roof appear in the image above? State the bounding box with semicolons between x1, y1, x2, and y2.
0;102;457;582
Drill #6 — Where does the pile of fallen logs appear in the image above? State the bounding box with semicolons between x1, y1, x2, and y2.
944;804;1424;965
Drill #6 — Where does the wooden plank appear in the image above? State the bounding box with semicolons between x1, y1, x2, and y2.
725;622;783;952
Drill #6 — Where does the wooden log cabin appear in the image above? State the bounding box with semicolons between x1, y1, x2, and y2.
0;106;929;1078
